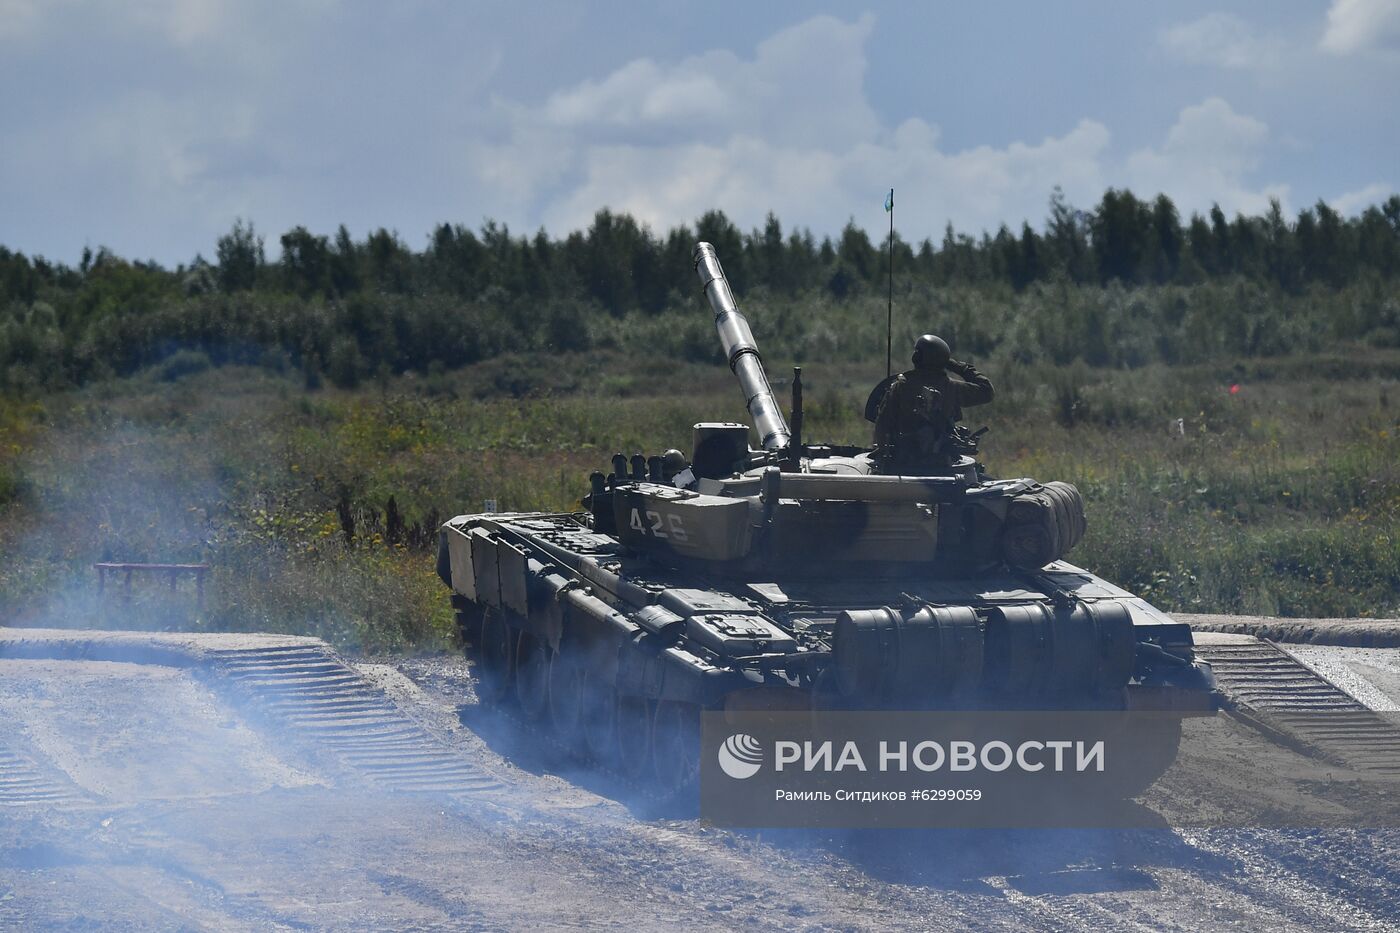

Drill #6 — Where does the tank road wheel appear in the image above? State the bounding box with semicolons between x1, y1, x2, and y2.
476;607;515;707
548;646;587;753
651;700;701;794
580;670;619;764
616;695;654;779
515;632;551;720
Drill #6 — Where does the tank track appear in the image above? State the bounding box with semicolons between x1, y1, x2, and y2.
455;606;704;808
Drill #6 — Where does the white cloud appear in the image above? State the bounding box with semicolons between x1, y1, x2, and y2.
1125;98;1287;217
473;16;1293;243
475;14;1112;240
538;13;877;150
1321;0;1400;54
471;14;881;224
532;118;1114;241
1160;12;1285;70
1332;182;1396;214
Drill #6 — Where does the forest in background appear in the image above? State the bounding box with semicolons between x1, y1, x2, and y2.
1;187;1399;394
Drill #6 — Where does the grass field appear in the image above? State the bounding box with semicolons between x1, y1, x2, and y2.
1;346;1396;651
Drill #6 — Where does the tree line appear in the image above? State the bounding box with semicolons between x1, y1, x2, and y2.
1;187;1397;391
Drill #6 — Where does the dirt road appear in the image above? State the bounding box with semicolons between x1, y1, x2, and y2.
2;627;1399;931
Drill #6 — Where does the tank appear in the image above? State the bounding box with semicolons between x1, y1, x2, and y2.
437;242;1218;796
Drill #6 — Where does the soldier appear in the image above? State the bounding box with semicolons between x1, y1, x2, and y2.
872;334;994;474
662;448;696;489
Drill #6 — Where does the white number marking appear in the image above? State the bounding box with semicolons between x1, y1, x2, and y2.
629;507;689;543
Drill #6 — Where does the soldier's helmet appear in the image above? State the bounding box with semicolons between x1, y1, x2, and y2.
912;334;950;370
662;448;688;477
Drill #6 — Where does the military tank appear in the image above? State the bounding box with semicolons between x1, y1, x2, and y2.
437;242;1217;795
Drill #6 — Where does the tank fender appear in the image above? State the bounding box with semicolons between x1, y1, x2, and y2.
497;539;530;617
615;633;664;697
440;520;478;599
614;633;739;702
469;527;500;607
558;587;639;661
576;555;653;606
633;604;685;637
646;644;749;706
657;646;719;705
435;529;453;588
518;561;569;650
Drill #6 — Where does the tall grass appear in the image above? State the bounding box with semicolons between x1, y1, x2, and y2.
0;348;1396;651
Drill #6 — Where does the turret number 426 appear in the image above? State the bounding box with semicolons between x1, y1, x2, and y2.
630;508;690;543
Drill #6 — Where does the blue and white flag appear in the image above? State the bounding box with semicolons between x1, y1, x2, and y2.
884;189;894;212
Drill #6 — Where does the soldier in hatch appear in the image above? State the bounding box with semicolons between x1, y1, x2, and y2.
871;334;994;475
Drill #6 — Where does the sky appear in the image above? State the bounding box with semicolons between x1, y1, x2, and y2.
1;0;1398;266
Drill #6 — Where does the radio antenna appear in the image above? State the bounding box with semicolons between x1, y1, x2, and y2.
884;188;894;377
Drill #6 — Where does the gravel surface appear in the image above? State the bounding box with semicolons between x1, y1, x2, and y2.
1282;645;1400;711
1;626;1399;931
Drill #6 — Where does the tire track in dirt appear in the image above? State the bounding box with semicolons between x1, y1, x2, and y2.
1197;637;1400;775
206;644;504;798
0;743;89;809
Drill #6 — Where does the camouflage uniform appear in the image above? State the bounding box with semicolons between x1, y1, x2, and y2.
872;361;994;474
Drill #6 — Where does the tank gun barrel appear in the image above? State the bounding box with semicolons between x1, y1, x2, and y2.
693;242;791;451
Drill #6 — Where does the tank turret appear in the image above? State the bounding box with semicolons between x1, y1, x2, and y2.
578;243;1088;576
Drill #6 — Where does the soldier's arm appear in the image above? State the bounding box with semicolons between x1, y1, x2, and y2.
948;360;994;406
872;378;904;445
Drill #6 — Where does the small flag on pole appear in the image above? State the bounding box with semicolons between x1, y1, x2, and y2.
884;189;894;212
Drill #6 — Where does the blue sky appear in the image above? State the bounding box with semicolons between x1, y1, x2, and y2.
1;0;1397;265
